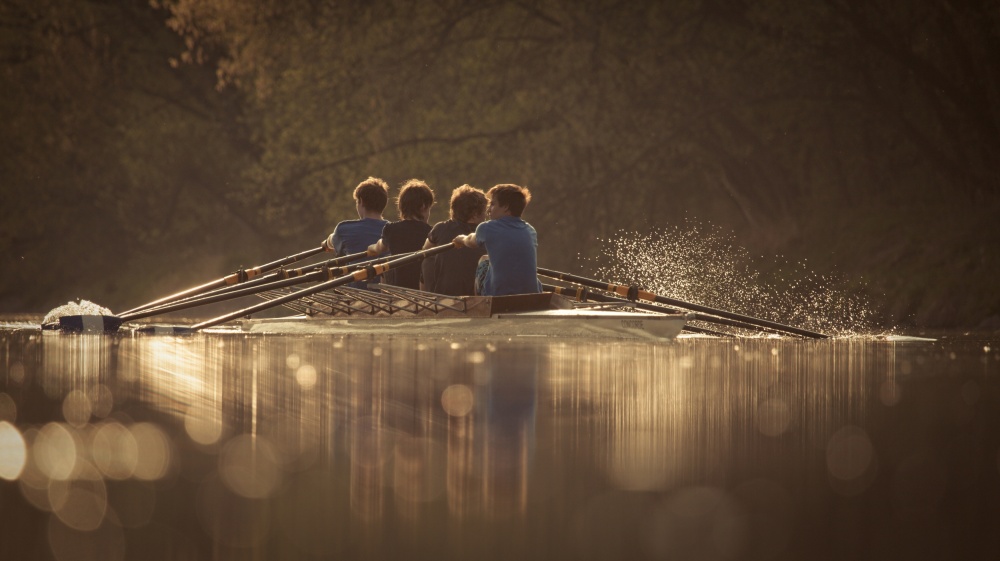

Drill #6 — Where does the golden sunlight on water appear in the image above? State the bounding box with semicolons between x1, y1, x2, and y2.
1;329;999;560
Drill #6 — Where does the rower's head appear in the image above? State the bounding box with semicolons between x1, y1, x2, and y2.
397;179;436;221
354;177;389;217
449;185;488;223
486;184;531;218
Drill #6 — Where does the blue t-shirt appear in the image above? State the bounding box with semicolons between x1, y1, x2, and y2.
474;216;542;296
330;218;388;256
329;218;388;289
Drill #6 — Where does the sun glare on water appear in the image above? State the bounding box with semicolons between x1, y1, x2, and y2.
583;224;882;336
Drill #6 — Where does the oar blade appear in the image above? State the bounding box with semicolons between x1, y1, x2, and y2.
133;325;197;335
47;315;126;333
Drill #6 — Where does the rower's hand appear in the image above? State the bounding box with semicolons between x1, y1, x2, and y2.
453;235;467;247
322;235;335;252
366;244;379;256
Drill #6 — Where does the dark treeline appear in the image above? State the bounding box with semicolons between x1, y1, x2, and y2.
1;0;998;327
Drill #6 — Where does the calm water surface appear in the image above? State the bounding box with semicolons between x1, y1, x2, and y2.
1;327;999;561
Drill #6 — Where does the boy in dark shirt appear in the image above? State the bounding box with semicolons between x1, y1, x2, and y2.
421;185;488;295
367;179;436;289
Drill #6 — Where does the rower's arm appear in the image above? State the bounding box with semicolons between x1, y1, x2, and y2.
453;233;479;248
367;239;387;256
322;234;338;255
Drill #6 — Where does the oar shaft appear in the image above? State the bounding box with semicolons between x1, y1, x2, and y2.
542;284;734;336
119;250;373;320
538;268;828;339
192;243;457;331
120;245;328;316
123;269;331;321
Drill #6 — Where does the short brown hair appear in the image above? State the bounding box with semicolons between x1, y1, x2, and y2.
449;185;488;222
487;184;531;217
354;177;389;213
396;179;436;219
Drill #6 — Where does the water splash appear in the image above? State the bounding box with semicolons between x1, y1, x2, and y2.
581;225;882;336
42;300;113;325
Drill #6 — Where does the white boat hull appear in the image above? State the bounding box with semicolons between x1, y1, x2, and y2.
236;309;686;339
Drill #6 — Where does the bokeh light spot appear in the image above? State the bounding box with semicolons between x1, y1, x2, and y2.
295;364;318;388
91;385;115;419
91;422;138;479
826;425;874;481
34;423;78;481
62;390;92;427
185;404;223;446
441;385;474;417
219;435;282;499
0;421;27;480
50;462;108;531
130;423;171;481
9;362;25;384
0;392;16;422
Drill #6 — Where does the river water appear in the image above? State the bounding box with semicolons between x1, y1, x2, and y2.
1;325;999;561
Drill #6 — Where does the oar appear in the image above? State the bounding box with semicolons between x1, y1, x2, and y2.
188;243;458;331
119;245;330;316
543;284;729;337
119;263;362;321
544;282;776;334
50;249;382;333
537;268;829;339
121;249;373;319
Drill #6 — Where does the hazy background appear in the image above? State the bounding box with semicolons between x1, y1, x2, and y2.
2;0;998;328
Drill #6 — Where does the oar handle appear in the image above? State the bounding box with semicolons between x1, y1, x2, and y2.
537;268;828;339
192;243;457;330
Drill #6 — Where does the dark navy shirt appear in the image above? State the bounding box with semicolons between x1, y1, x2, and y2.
381;219;432;289
424;220;485;296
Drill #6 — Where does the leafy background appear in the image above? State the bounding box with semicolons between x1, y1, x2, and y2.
2;0;998;328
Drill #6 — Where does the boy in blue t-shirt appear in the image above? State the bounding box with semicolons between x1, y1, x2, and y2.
321;177;389;289
453;184;541;296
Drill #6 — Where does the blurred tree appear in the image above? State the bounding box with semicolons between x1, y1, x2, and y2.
2;0;996;324
0;0;255;310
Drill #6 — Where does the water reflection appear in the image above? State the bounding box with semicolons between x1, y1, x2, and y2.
1;330;999;560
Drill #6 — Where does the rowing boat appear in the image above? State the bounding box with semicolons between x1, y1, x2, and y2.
41;242;824;338
227;285;688;339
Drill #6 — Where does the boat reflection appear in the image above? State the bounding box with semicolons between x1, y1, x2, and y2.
1;329;996;560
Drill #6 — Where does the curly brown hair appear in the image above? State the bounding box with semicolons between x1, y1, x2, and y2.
353;177;389;213
449;185;488;222
396;179;436;219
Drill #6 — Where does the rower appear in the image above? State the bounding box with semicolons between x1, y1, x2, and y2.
367;179;436;290
421;185;488;296
453;184;542;296
321;177;390;289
